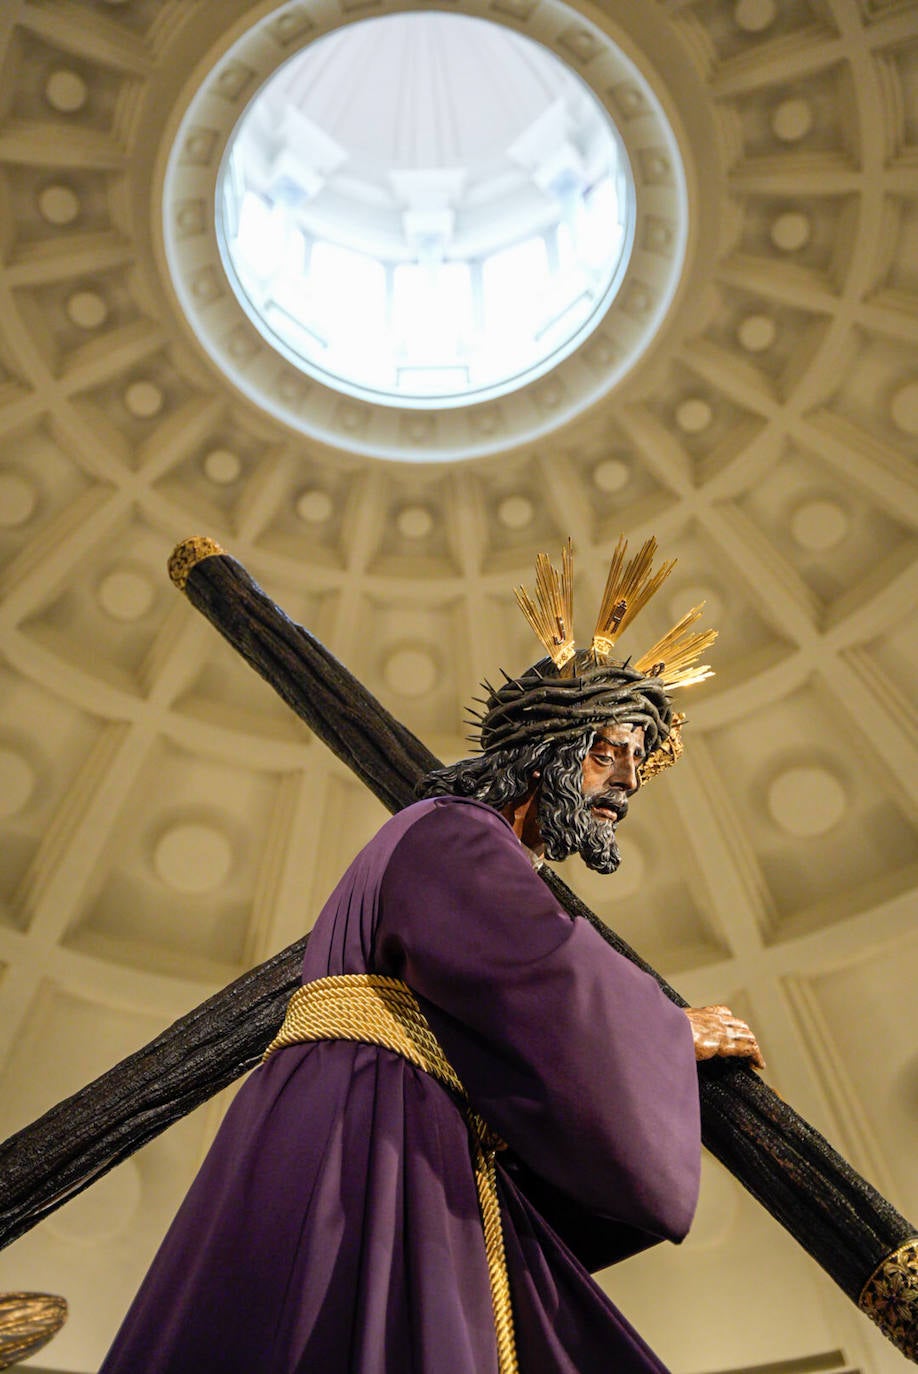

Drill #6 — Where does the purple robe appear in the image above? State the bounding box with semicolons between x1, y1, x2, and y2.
100;797;700;1373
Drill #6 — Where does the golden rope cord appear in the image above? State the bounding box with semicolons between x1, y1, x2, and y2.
264;974;519;1374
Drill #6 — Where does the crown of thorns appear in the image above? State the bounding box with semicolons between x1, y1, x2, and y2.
466;537;717;780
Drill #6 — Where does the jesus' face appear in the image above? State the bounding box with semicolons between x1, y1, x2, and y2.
581;724;644;812
537;723;645;874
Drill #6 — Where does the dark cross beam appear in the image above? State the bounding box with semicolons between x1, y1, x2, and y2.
0;541;915;1362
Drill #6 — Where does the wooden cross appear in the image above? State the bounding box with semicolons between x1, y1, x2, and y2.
1;540;915;1362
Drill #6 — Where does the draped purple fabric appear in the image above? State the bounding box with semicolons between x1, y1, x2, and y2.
99;797;700;1373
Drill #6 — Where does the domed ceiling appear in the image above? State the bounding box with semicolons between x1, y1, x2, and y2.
0;1;916;1371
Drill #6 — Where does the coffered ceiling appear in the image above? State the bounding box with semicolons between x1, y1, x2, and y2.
0;1;915;1371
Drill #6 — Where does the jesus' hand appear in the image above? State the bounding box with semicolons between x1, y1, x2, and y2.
685;1005;765;1070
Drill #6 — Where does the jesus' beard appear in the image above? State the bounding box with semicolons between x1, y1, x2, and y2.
537;742;625;875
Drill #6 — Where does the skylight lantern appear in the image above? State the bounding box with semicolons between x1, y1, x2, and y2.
216;12;636;410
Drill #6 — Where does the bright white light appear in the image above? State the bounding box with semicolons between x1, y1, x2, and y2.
217;13;635;408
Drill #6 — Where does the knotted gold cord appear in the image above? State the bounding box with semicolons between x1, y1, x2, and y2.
0;1292;67;1370
263;974;519;1374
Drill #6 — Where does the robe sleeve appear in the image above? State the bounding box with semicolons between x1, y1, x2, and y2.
375;797;701;1259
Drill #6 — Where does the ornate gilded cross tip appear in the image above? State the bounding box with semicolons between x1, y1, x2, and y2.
168;536;225;592
859;1237;918;1363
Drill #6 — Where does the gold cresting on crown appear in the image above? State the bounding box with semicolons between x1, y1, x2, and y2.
592;535;717;688
516;535;717;686
514;539;576;670
514;536;718;776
